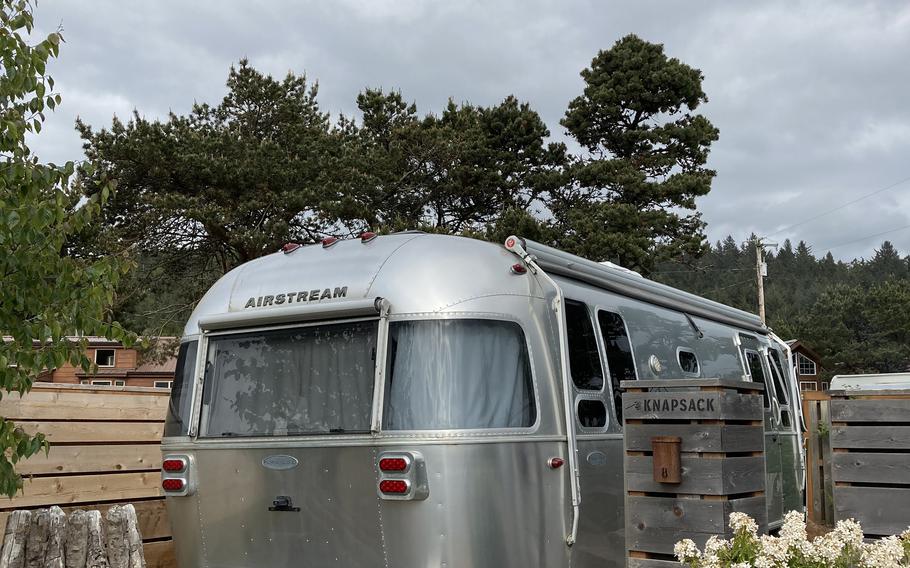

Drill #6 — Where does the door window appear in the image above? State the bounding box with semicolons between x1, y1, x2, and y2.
596;310;636;424
577;399;607;429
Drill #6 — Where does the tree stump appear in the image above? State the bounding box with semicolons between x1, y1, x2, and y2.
85;511;108;568
0;510;31;568
103;506;145;568
64;510;89;568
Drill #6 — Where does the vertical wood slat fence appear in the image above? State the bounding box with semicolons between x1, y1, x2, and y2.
0;383;174;568
829;388;910;538
801;390;834;529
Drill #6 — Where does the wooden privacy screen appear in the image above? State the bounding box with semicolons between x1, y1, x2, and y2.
0;383;174;568
622;379;767;568
829;388;910;537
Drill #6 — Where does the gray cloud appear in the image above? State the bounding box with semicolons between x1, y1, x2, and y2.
29;0;910;261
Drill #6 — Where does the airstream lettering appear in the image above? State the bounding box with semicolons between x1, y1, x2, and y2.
162;232;804;567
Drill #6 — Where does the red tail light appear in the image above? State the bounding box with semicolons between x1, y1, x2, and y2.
379;479;409;494
162;458;187;473
162;478;185;492
379;457;408;472
510;263;527;275
322;236;338;248
361;231;377;243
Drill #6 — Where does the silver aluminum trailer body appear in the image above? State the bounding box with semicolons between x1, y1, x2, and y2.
162;233;803;567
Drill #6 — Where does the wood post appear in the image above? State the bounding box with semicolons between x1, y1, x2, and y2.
0;510;30;568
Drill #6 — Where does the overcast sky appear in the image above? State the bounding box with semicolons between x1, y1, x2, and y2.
29;0;910;261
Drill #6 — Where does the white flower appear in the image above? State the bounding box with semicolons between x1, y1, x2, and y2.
860;535;905;568
729;512;759;537
674;538;699;563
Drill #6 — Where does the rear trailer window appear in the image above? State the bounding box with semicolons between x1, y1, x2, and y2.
164;341;198;437
382;319;536;430
200;320;378;437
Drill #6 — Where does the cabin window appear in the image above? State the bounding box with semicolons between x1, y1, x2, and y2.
115;380;126;387
797;353;817;376
383;319;536;430
744;349;771;408
200;320;378;437
95;349;115;367
155;381;172;389
800;381;817;391
565;300;604;391
577;399;607;429
677;348;700;376
164;340;198;437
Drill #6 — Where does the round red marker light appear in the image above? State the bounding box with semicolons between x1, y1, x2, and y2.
548;457;565;469
379;479;409;494
511;263;527;275
506;237;516;248
162;478;186;492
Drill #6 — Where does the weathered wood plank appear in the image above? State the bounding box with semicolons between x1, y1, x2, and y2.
84;510;107;568
832;452;910;485
834;486;910;536
623;391;762;421
830;399;910;423
0;390;168;421
830;426;910;450
625;423;763;453
104;505;145;568
142;541;174;568
0;499;170;542
627;495;765;534
626;456;766;495
3;473;162;510
17;445;161;476
65;510;89;568
17;422;164;444
627;559;681;568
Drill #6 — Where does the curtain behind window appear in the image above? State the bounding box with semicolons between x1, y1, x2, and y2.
201;321;377;437
383;319;535;430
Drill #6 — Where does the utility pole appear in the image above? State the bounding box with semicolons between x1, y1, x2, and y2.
755;240;766;324
753;237;777;324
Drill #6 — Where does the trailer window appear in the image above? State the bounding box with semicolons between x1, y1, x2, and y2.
383;319;535;430
200;320;378;437
164;340;199;437
744;349;771;409
565;300;604;391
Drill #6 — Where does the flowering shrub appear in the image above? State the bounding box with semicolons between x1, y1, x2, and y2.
674;511;910;567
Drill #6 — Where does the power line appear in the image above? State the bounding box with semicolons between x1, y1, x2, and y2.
767;174;910;238
653;267;751;275
820;223;910;252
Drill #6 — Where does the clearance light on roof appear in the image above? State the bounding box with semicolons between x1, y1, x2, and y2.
321;236;338;248
360;231;377;243
511;263;528;275
281;242;301;254
379;479;410;495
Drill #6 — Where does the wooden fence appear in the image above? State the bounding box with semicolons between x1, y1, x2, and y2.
0;383;173;567
829;388;910;537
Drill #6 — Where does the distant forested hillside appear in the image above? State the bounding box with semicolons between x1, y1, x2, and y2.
654;238;910;378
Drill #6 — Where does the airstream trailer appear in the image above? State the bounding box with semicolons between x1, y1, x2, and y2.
161;232;804;567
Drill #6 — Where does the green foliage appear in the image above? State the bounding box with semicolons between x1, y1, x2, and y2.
0;0;131;497
656;239;910;375
554;34;719;274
